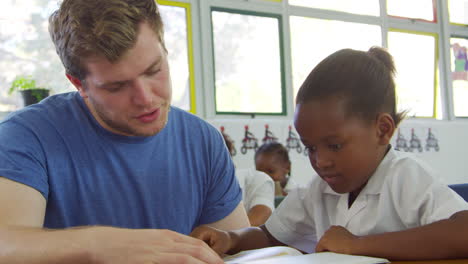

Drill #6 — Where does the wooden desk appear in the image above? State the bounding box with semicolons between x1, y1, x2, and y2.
392;259;468;264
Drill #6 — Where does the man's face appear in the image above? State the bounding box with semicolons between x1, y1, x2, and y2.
75;22;172;137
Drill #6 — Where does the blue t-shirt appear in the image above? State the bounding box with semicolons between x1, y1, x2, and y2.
0;92;241;234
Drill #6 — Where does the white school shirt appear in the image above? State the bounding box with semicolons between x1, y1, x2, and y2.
265;148;468;253
236;168;275;212
283;177;299;193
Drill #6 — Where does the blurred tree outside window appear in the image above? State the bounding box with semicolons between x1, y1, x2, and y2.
289;16;381;104
448;0;468;25
450;37;468;117
159;4;192;112
387;0;435;21
212;9;284;114
0;0;71;111
0;1;193;112
289;0;379;16
388;31;438;117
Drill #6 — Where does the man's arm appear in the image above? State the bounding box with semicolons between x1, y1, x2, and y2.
0;177;224;264
316;210;468;260
205;202;250;230
0;177;91;263
247;205;272;226
0;177;46;227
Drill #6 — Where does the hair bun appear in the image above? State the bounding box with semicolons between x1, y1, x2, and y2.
367;46;396;75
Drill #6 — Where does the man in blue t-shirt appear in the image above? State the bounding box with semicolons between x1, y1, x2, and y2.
0;0;249;263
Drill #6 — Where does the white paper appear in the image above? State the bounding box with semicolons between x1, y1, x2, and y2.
223;247;389;264
224;246;302;263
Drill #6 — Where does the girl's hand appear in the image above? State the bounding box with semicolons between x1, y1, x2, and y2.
190;225;233;256
315;225;359;254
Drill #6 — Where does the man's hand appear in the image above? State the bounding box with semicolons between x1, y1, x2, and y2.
190;225;232;256
315;225;359;254
84;227;224;264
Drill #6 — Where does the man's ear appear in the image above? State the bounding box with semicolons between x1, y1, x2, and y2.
66;74;88;98
376;113;395;145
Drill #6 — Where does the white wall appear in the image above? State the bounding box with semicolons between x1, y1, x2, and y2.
397;119;468;185
209;118;468;186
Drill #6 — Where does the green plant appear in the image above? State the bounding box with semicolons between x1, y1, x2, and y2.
8;75;50;104
8;75;38;94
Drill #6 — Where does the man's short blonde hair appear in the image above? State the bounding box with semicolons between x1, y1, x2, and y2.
49;0;165;80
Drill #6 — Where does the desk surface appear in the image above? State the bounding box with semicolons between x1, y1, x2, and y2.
392;259;468;264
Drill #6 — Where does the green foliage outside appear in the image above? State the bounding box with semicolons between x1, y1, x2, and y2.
9;75;49;102
8;75;37;94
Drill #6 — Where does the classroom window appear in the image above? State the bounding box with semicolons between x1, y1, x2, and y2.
388;31;438;118
448;0;468;25
288;0;379;16
387;0;435;22
450;37;468;117
0;0;70;111
289;16;381;103
0;0;195;113
211;9;285;115
158;2;194;112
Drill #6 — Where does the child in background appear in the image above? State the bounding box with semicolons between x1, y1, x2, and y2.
192;47;468;260
255;142;297;196
222;132;275;226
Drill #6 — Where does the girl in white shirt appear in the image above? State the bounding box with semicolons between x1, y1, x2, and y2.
222;132;275;226
192;47;468;261
254;142;297;196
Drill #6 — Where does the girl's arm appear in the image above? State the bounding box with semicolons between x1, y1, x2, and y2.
191;225;285;255
316;210;468;260
229;225;285;254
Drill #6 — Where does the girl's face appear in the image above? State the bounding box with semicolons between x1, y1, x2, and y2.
255;153;290;183
294;96;393;197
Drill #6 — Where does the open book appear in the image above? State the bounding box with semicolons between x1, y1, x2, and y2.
223;246;389;264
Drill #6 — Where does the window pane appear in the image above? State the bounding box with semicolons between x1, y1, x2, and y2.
289;0;379;16
159;5;191;111
387;0;435;21
388;31;437;117
449;0;468;25
212;10;283;114
290;17;381;103
450;38;468;117
0;0;72;111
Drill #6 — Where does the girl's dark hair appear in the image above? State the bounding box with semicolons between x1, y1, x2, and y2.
295;46;406;126
221;133;234;156
255;142;290;164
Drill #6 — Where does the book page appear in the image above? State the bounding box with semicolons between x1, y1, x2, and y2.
230;251;389;264
223;246;302;263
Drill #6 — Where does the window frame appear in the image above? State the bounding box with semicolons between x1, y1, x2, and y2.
1;0;467;122
156;0;197;114
387;28;439;118
210;7;287;116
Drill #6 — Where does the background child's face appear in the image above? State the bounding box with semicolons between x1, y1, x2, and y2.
255;153;290;183
294;97;389;196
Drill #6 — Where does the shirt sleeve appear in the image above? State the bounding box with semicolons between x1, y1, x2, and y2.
265;183;318;253
246;171;275;211
390;158;468;227
198;128;242;225
0;119;49;198
283;177;299;193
